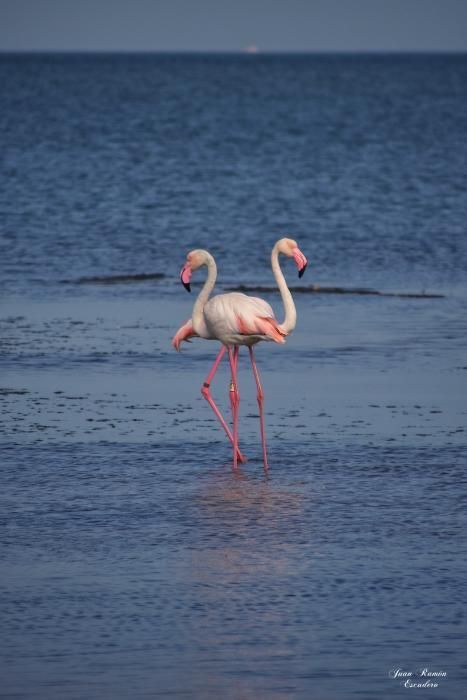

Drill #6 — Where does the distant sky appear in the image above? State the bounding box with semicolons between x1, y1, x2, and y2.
1;0;467;52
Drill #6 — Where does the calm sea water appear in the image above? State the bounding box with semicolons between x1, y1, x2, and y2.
1;53;466;699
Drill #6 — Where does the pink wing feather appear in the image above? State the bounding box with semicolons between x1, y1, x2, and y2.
236;313;286;343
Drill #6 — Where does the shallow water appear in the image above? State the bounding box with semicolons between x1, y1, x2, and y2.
1;53;467;699
1;439;466;699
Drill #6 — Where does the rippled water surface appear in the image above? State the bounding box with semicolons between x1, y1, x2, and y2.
1;53;467;699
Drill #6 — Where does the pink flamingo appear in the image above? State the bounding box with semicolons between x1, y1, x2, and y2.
172;238;307;471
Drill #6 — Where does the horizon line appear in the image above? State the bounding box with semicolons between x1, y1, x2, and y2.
1;48;467;56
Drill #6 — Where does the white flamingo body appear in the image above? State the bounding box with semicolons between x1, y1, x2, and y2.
172;237;308;470
203;292;282;346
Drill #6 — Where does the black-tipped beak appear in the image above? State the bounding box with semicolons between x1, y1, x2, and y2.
180;264;192;292
293;247;308;279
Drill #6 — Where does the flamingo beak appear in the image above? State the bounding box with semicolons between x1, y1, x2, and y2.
180;263;192;292
292;248;308;278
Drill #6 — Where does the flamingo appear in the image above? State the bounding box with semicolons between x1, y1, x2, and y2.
172;238;308;471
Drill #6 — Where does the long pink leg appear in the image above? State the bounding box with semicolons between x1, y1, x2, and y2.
248;346;269;471
201;346;247;463
233;345;240;373
228;347;240;471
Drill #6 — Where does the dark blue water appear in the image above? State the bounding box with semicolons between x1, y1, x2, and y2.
1;53;466;699
1;53;467;295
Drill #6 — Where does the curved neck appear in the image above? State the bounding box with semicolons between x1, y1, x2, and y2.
192;254;217;335
271;243;296;334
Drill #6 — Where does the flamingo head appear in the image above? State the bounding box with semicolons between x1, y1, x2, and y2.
277;238;308;278
180;249;209;292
